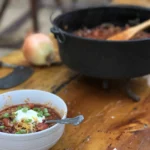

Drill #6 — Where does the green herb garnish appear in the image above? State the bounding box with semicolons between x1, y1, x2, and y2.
17;106;22;110
25;119;32;123
12;119;17;123
16;129;27;134
0;126;5;129
37;111;43;117
3;113;10;118
39;111;43;115
20;129;27;134
44;112;50;117
33;108;41;112
37;114;42;117
22;107;29;113
43;108;48;113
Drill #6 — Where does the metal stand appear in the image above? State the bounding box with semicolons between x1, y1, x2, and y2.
101;79;140;102
102;80;109;90
125;80;140;102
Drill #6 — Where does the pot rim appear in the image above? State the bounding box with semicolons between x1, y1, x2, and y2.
51;4;150;43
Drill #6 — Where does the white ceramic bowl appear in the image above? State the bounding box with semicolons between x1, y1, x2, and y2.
0;90;67;150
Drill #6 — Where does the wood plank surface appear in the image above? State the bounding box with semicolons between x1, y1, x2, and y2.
1;1;150;150
0;51;77;94
1;50;150;150
52;76;150;150
113;0;150;7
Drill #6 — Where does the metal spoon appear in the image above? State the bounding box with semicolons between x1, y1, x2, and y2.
45;115;84;126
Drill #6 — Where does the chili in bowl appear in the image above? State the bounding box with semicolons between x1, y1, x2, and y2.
0;103;61;134
0;90;67;150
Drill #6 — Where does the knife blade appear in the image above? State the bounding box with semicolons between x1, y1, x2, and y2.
0;61;34;89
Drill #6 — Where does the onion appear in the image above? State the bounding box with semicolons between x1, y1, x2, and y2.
22;33;60;66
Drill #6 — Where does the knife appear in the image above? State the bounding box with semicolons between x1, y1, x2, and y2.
0;61;34;89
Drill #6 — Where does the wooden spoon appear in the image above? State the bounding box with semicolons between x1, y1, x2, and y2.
107;19;150;41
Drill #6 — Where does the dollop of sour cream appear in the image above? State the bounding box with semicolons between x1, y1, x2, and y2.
15;109;45;123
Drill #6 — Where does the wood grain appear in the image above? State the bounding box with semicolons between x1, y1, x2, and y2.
1;49;150;150
1;1;150;150
0;51;77;94
52;77;150;150
113;0;150;7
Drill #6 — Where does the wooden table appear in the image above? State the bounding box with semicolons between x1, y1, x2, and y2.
1;50;150;150
1;1;150;150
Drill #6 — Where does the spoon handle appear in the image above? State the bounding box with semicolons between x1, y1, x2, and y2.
107;19;150;41
45;115;84;126
131;19;150;33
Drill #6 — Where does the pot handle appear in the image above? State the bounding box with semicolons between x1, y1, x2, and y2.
50;26;66;43
50;10;66;44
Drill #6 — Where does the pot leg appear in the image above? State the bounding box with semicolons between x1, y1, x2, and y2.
102;80;109;90
125;80;140;102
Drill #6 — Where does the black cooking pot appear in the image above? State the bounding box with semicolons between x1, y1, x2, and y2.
51;5;150;79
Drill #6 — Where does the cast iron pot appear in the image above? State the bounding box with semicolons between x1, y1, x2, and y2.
51;5;150;79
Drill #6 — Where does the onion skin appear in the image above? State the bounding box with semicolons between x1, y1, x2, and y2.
49;33;60;62
22;33;55;66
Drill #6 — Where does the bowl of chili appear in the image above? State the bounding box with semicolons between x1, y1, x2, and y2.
0;89;67;150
